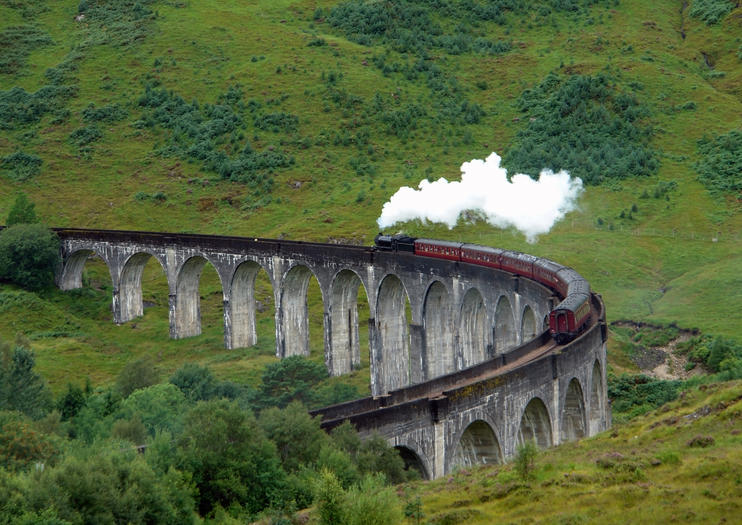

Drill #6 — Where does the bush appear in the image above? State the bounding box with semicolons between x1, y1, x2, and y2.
694;129;742;196
115;356;160;398
689;0;735;24
1;151;42;181
177;399;286;517
514;440;538;480
6;192;39;225
0;410;59;472
68;125;102;147
504;72;658;185
0;224;60;291
0;343;53;420
82;103;127;122
0;26;53;75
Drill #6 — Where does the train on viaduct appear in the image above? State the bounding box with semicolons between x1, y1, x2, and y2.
54;228;610;479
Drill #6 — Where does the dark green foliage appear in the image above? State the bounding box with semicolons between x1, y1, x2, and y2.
253;355;328;409
503;73;658;184
117;383;187;437
608;373;682;419
0;344;53;420
0;224;60;291
115;356;160;398
26;452;197;524
258;401;330;473
77;0;159;47
0;26;53;75
0;0;49;19
6;193;38;225
254;112;299;132
0;410;59;472
169;362;245;402
327;0;612;55
694;129;742;196
137;84;295;198
56;383;86;421
68;124;103;147
0;85;77;130
82;103;127;122
1;151;42;181
177;399;286;517
689;0;735;24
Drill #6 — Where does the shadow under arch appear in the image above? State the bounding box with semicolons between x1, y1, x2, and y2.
589;360;605;435
58;249;113;291
561;378;587;442
375;274;411;394
230;259;274;349
173;255;224;339
279;264;323;359
494;295;517;353
459;287;487;369
395;445;429;480
118;252;167;324
521;304;538;342
423;280;454;380
451;419;502;470
329;268;369;376
517;397;553;449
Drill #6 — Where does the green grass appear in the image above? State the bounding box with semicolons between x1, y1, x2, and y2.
0;0;739;390
403;380;742;523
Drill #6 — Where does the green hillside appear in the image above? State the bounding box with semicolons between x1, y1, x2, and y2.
0;0;741;521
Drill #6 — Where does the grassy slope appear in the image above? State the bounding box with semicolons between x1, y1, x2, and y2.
405;380;742;524
0;0;740;389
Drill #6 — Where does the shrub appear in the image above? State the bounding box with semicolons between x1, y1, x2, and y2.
689;0;735;25
81;103;127;122
77;0;159;47
0;224;60;291
68;125;102;147
0;84;76;129
503;72;658;185
694;129;742;196
115;356;160;398
0;343;53;420
0;26;53;75
514;440;538;480
0;410;58;471
6;192;39;225
1;151;42;181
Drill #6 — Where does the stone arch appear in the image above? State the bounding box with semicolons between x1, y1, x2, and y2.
230;260;273;349
520;304;538;342
58;249;113;291
561;378;586;442
117;252;167;324
517;397;552;449
459;288;487;369
494;295;517;352
451;420;502;470
395;446;429;480
329;269;368;376
279;264;321;358
375;274;411;394
589;360;604;435
423;281;454;379
173;255;223;339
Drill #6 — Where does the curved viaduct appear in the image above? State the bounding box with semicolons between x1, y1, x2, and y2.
55;228;610;477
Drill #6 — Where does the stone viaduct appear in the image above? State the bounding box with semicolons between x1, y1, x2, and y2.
55;228;610;478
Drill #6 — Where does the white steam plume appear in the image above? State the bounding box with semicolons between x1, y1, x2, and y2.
376;152;583;243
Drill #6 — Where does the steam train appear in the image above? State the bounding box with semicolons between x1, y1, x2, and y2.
374;234;592;345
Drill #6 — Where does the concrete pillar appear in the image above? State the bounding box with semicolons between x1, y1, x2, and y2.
223;298;233;349
433;421;446;479
409;323;424;384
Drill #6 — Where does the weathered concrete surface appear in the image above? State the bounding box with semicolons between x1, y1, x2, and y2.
314;296;609;479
